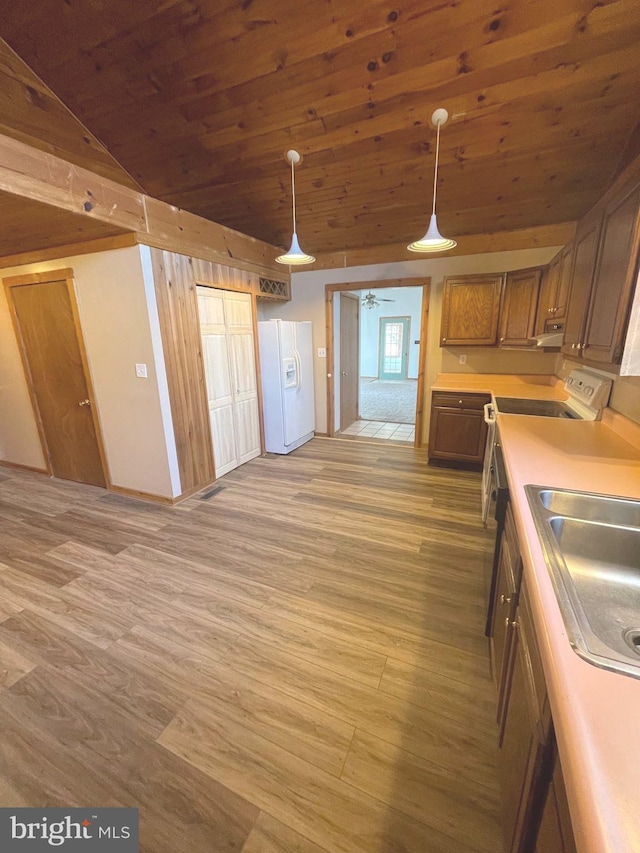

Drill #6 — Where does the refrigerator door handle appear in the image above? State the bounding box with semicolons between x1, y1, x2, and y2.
293;349;302;390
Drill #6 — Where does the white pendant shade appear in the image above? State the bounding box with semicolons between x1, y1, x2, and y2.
275;232;316;265
276;149;315;266
407;108;457;254
407;214;457;253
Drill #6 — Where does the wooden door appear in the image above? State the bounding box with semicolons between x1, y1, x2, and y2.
500;268;541;347
224;291;261;465
562;212;603;356
197;287;260;478
8;277;106;487
583;183;640;364
440;274;503;346
379;316;410;379
339;293;359;431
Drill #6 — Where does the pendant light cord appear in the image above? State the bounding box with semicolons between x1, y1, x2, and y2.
432;120;441;216
291;158;297;233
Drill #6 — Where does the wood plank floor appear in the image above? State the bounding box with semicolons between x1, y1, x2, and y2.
0;439;502;853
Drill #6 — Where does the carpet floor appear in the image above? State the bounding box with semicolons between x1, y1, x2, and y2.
359;378;417;423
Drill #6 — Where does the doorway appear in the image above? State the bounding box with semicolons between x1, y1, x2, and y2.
5;271;107;487
326;278;430;447
339;293;359;432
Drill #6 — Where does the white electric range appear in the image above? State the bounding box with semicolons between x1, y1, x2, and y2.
481;368;613;524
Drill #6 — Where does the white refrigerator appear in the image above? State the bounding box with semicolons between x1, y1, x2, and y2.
258;320;315;454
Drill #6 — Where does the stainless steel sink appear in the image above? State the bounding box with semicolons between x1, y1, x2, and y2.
526;486;640;679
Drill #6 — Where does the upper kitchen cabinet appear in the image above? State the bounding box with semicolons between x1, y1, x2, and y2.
562;180;640;365
535;244;573;334
583;183;640;364
440;273;504;346
562;209;603;357
499;268;542;347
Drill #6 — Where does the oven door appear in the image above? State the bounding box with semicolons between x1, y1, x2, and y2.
481;403;496;526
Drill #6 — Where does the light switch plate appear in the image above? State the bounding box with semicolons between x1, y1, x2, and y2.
317;348;326;358
459;354;467;365
135;363;148;378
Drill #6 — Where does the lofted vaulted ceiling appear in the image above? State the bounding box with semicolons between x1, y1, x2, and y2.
1;0;640;259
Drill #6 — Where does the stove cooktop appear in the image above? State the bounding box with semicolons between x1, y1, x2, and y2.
493;398;581;419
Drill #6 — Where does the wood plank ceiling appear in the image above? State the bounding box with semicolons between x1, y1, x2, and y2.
1;0;640;259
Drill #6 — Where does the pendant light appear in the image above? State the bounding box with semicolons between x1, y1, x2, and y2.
276;149;315;266
407;108;457;253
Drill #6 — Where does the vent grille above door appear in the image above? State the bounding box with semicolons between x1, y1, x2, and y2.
258;277;290;300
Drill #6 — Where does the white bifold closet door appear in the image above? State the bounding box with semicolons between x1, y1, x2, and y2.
197;287;261;478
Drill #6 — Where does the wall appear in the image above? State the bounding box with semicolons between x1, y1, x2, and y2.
358;287;423;379
0;246;179;498
261;246;560;442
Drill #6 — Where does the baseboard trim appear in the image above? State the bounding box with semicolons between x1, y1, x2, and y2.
172;477;218;504
108;476;219;506
0;459;49;475
107;484;176;505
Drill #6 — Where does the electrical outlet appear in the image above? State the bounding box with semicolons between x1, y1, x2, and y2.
317;348;326;358
459;354;467;365
135;363;148;378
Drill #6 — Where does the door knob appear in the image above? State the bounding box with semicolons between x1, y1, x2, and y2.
78;399;91;407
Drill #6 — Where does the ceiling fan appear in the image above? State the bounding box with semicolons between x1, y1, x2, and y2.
361;291;395;310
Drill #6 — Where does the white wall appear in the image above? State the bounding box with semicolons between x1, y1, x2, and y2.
358;287;423;378
0;246;179;498
261;247;561;440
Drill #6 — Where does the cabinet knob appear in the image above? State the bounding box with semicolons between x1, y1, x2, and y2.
571;343;576;349
442;338;447;343
78;399;91;407
547;308;553;314
458;399;463;405
505;616;517;629
500;337;504;342
500;594;512;605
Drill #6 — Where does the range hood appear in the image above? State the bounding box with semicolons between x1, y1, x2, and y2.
533;322;564;348
534;330;563;347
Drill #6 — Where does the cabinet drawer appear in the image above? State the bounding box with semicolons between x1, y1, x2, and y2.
432;392;490;410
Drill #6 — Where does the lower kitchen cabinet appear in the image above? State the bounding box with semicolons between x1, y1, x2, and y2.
500;580;551;852
428;392;490;469
536;755;578;853
489;502;577;853
490;504;522;728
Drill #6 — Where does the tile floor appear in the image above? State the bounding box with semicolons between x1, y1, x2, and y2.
340;419;415;442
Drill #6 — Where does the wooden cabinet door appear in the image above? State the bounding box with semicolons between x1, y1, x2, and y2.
490;527;518;726
562;213;603;357
583;183;640;364
536;756;577;853
500;582;551;853
440;274;503;346
553;243;574;323
500;268;542;346
428;403;488;465
535;254;561;335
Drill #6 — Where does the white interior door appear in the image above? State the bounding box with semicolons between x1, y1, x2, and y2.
197;287;261;478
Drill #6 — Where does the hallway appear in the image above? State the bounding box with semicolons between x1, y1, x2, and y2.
0;441;500;852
